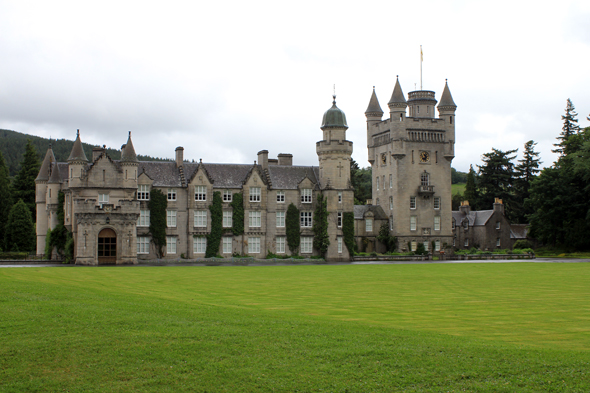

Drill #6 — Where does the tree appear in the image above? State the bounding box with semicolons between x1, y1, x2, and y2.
0;151;12;250
4;199;36;252
552;99;580;156
350;158;372;204
463;165;478;209
451;167;467;184
451;193;463;211
477;148;517;219
312;194;330;257
377;222;396;252
286;203;300;254
49;191;69;258
206;191;223;258
11;139;40;219
148;189;167;258
513;140;541;223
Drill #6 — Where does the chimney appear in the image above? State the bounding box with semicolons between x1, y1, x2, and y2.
460;200;471;214
268;158;278;165
366;200;372;205
175;147;184;168
493;198;504;215
92;146;104;161
257;150;269;170
120;144;126;158
278;153;293;166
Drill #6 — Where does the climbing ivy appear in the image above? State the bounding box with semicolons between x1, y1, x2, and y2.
149;189;167;258
377;222;397;252
313;193;329;257
49;191;69;259
206;191;222;257
230;192;244;236
286;203;300;254
343;211;355;256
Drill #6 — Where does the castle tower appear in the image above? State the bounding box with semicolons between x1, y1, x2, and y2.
366;79;456;252
35;144;56;255
67;130;89;188
120;131;139;189
365;87;383;144
316;95;354;261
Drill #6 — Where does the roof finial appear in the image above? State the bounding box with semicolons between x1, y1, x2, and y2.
372;85;375;91
76;129;80;137
128;130;131;137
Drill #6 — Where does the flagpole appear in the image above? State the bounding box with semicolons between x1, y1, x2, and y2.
420;45;423;91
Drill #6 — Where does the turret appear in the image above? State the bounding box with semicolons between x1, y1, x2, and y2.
120;131;139;186
437;80;457;119
67;129;88;188
365;87;383;136
388;77;408;121
47;162;62;230
407;90;437;119
35;144;56;256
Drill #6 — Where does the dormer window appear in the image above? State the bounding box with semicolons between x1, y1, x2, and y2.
138;185;150;200
301;189;312;203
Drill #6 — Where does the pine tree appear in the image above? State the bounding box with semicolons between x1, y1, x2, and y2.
477;148;517;219
5;199;36;252
463;165;479;209
12;139;41;219
513;140;542;223
553;99;580;156
0;151;12;250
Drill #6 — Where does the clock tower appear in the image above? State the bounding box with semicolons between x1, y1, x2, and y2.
365;78;456;252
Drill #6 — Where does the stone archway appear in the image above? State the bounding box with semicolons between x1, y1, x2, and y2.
98;228;117;264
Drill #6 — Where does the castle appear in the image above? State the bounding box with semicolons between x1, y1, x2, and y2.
35;79;457;263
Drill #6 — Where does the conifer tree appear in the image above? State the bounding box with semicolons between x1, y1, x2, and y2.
0;151;12;250
12;139;40;219
477;148;517;219
552;99;580;155
5;199;36;252
513;140;541;223
463;165;478;209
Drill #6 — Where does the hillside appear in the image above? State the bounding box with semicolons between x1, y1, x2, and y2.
0;129;170;177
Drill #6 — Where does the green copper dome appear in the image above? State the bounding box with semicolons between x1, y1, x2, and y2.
321;96;348;129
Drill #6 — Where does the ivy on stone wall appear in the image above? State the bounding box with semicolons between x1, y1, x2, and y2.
49;191;69;259
149;189;167;258
286;203;300;254
343;211;355;256
313;193;329;257
206;191;222;258
230;192;244;236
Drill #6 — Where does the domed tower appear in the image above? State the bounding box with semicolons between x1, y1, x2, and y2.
316;95;354;261
67;129;89;188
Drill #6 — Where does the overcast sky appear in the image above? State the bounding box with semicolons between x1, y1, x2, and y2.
1;0;589;172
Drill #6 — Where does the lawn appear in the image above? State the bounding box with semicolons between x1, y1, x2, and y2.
1;263;589;392
451;182;466;195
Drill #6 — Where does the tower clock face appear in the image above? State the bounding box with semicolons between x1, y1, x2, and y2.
420;151;430;163
381;153;387;164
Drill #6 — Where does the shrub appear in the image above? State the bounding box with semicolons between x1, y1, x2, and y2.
513;240;533;250
286;203;300;254
149;189;167;258
415;242;427;255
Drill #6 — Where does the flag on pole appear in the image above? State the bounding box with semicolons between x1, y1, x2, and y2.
421;45;423;62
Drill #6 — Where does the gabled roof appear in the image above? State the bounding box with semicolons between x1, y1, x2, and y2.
137;161;182;187
36;146;56;182
510;224;528;239
388;77;407;106
452;210;494;226
268;165;318;190
437;81;457;108
365;88;384;115
354;205;388;220
67;130;89;162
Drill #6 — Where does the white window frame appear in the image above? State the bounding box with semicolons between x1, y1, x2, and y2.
366;218;373;232
389;174;393;189
435;240;441;252
138;185;150;200
250;187;261;202
411;241;417;252
248;237;260;254
194;210;207;228
389;196;393;210
464;239;469;247
276;211;285;227
496;221;501;230
223;190;232;202
376;177;379;191
137;209;150;227
423;241;429;252
410;216;417;231
249;211;261;228
223;211;232;228
337;237;343;253
496;238;501;247
301;237;313;254
194;185;206;201
193;237;207;254
434;197;440;210
167;188;176;201
434;216;440;231
300;211;312;227
222;237;232;254
276;236;285;254
410;196;416;210
98;193;109;208
167;210;177;228
167;236;177;254
276;191;285;203
301;188;312;203
137;236;150;254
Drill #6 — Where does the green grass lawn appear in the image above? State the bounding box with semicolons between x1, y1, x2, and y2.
451;182;466;195
2;263;590;392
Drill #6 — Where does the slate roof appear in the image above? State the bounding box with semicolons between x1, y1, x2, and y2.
67;131;89;162
438;81;457;108
510;224;528;239
354;205;388;220
138;161;182;187
48;162;61;184
268;165;319;189
121;133;139;163
365;88;383;115
36;147;56;182
452;210;494;226
388;77;407;106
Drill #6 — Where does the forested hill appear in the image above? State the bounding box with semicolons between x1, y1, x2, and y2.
0;129;170;177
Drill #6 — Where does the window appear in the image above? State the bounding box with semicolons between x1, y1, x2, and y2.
138;185;150;200
137;237;150;254
276;236;285;254
434;216;440;231
464;239;469;247
389;196;393;210
167;188;176;201
421;172;429;186
463;220;469;230
301;237;313;253
389;174;393;188
410;216;417;231
435;240;441;252
366;218;373;232
276;191;285;203
496;221;501;230
98;193;109;208
223;190;232;202
249;211;261;228
382;176;385;190
248;237;260;253
452;219;456;230
410;196;416;209
195;186;206;201
300;211;312;227
423;241;429;252
496;238;501;247
376;177;379;190
276;211;285;227
376;198;380;206
194;210;207;228
193;237;207;254
167;210;177;227
223;237;232;254
301;188;312;203
410;241;417;252
390;216;393;231
250;187;261;202
137;209;150;227
434;197;440;210
337;237;343;253
167;236;176;254
338;192;342;203
223;211;232;228
337;212;342;228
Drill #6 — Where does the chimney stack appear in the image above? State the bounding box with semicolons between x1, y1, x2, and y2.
493;198;504;215
277;153;293;166
257;150;269;170
460;200;471;214
175;147;184;168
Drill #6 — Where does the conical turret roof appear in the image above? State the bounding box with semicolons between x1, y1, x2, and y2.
67;130;88;162
36;145;56;182
121;131;138;163
438;80;457;108
321;96;348;129
388;77;407;106
365;88;383;115
48;162;61;184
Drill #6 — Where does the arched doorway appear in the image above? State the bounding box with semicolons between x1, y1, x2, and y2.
98;228;117;264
